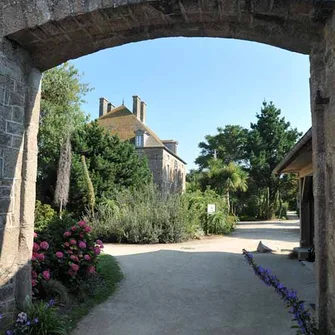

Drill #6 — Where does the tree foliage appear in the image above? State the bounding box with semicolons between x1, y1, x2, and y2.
195;125;249;169
193;101;301;220
69;121;152;214
38;63;90;203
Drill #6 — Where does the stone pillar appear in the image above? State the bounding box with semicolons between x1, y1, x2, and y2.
0;38;41;316
310;13;335;333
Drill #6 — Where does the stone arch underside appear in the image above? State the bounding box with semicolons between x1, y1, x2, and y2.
2;0;329;71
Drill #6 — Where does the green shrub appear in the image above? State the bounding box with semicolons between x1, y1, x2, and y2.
86;184;198;243
86;185;235;244
34;201;57;233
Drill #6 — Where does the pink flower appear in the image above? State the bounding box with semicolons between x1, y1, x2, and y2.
96;239;103;246
84;226;91;233
94;247;101;255
32;279;37;287
40;241;49;250
55;251;64;259
71;226;77;232
67;250;73;255
31;271;38;279
31;253;38;261
33;243;40;252
68;269;76;277
70;255;79;262
36;253;45;262
84;254;91;261
42;270;50;281
70;263;79;272
33;232;38;238
78;221;86;228
78;241;86;249
87;266;96;274
69;239;77;245
79;233;84;238
63;242;70;248
64;231;71;237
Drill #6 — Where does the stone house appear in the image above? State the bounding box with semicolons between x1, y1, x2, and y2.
274;128;313;260
97;96;186;193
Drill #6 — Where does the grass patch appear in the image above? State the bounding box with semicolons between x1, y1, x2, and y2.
64;254;123;332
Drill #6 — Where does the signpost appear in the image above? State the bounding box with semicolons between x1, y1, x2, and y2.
207;204;216;214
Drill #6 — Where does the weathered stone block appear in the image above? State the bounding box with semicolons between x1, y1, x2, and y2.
3;147;23;179
12;106;24;123
6;121;24;136
15;82;25;97
11;136;22;149
0;283;14;301
0;74;15;92
0;134;12;147
0;88;10;106
9;92;24;107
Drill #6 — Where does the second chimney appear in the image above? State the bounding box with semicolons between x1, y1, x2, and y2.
133;96;141;120
140;101;146;124
99;97;109;117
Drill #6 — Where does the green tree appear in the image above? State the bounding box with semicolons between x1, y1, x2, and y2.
246;101;301;219
69;121;152;214
195;125;249;169
203;159;248;213
38;63;90;204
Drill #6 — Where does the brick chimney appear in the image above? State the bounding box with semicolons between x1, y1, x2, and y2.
107;102;115;113
132;95;141;120
99;97;109;117
140;101;146;124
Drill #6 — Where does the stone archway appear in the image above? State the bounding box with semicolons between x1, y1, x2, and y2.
0;0;335;333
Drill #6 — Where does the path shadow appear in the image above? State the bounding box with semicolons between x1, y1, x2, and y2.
72;249;316;335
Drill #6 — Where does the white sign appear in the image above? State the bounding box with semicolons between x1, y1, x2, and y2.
207;204;216;214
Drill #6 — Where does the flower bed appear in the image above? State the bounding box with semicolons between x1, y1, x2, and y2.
242;249;318;335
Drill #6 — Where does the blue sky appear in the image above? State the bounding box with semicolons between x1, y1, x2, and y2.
72;37;311;171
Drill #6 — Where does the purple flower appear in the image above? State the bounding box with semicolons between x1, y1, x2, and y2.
34;318;39;324
47;299;55;307
242;249;317;335
0;313;2;320
6;331;14;335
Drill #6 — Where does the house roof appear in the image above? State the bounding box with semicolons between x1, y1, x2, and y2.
273;128;312;175
97;105;187;164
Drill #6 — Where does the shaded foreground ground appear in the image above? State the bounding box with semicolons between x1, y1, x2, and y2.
73;220;315;335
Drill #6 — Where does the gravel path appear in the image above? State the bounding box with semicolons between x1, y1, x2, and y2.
72;220;316;335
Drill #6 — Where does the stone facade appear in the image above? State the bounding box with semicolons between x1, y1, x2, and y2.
0;0;335;333
137;147;186;194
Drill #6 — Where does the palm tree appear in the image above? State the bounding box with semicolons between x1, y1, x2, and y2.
207;159;248;213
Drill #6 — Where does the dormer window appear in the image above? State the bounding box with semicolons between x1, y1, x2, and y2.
135;134;144;147
135;130;145;148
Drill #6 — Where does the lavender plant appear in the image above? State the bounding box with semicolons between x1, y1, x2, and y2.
242;249;318;335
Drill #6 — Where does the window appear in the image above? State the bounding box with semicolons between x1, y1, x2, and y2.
167;164;170;180
135;134;144;147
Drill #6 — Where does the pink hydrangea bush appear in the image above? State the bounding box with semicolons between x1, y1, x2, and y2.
31;221;104;293
31;233;52;296
54;221;103;289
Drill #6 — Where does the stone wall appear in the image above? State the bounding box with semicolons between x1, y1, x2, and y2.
161;149;186;194
137;147;186;194
0;37;41;318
